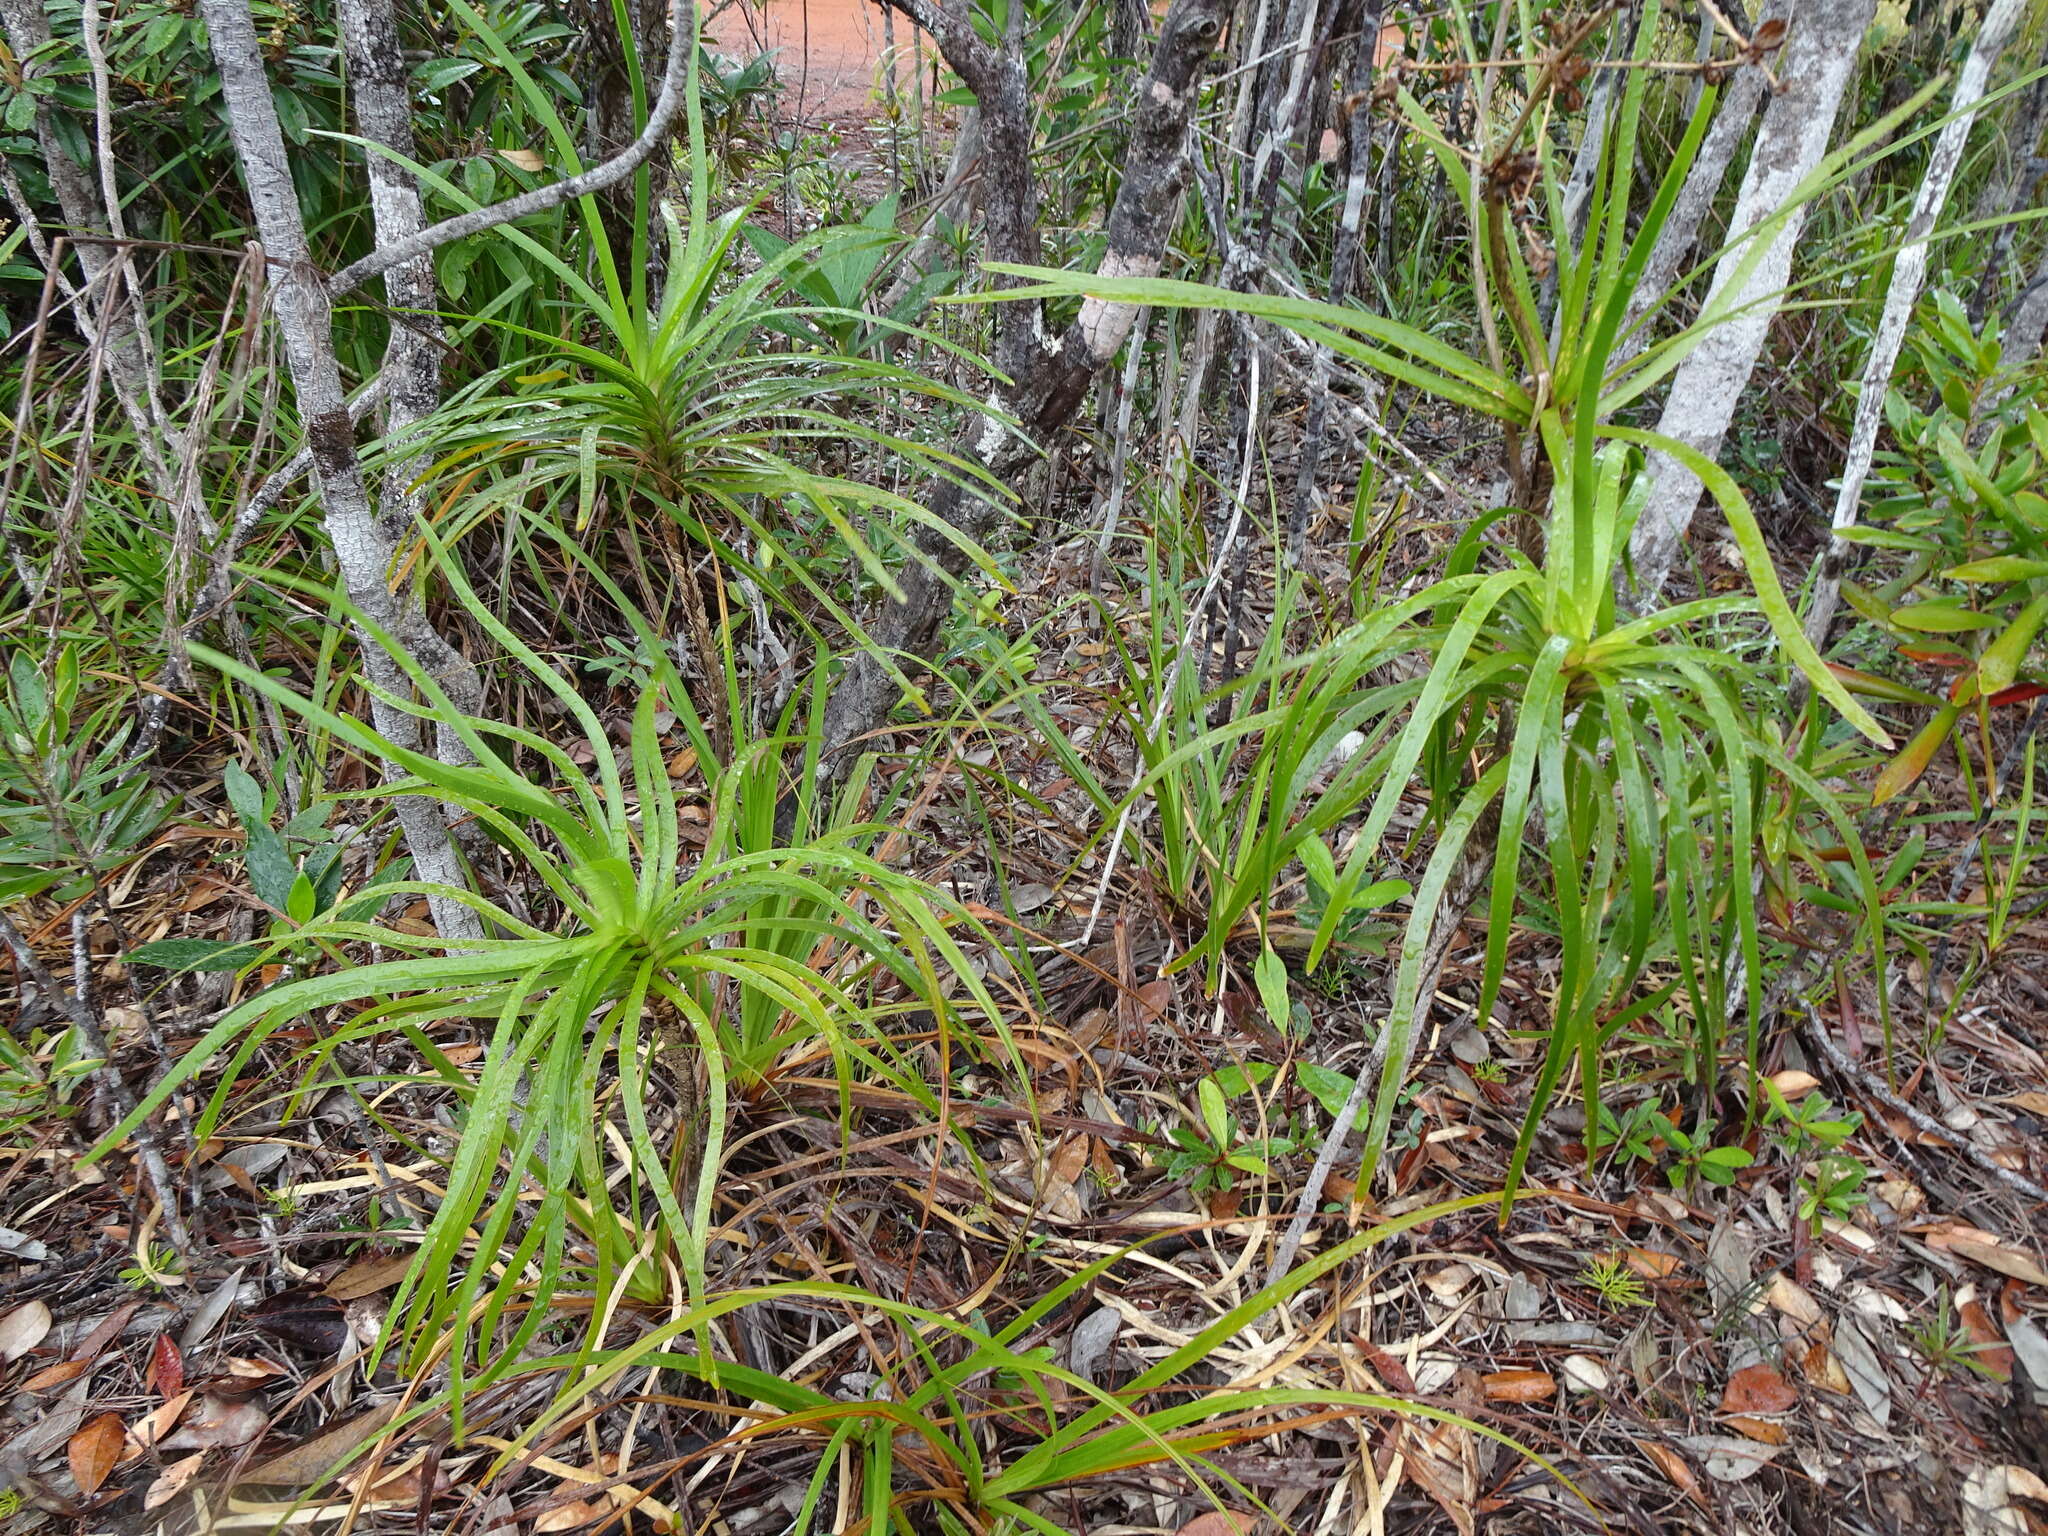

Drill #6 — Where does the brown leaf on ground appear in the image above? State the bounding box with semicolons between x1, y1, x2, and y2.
1624;1247;1683;1281
23;1357;93;1391
1636;1440;1708;1509
1798;1334;1854;1395
160;1392;267;1451
1922;1222;2048;1287
146;1332;184;1397
240;1403;399;1487
323;1251;413;1302
1724;1414;1790;1444
1481;1369;1556;1402
1960;1299;2015;1379
1175;1512;1256;1536
1721;1362;1798;1414
68;1412;126;1495
144;1452;207;1511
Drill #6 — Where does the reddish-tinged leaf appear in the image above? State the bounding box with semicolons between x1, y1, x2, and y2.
24;1358;93;1391
1724;1414;1790;1445
147;1334;183;1398
1721;1362;1797;1414
1636;1440;1707;1509
1481;1369;1556;1403
68;1412;126;1495
1988;683;2048;707
1175;1513;1255;1536
1873;702;1961;805
1959;1300;2014;1379
1349;1336;1417;1393
1624;1248;1683;1281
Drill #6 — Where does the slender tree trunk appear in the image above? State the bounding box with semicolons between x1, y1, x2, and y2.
1802;0;2026;650
1611;7;1778;368
1965;32;2048;330
1626;0;1874;603
198;0;482;941
340;0;484;755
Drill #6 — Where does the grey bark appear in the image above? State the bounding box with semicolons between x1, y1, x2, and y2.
340;0;484;758
1612;12;1777;368
1626;0;1876;604
1802;0;2027;652
0;0;184;504
199;0;481;941
327;0;690;298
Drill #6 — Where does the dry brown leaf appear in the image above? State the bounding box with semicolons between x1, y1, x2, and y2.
1635;1440;1707;1509
1720;1362;1797;1414
1174;1512;1255;1536
1481;1369;1556;1403
0;1298;52;1362
1723;1414;1790;1445
68;1412;126;1496
1624;1248;1683;1281
1798;1335;1853;1395
144;1452;206;1512
160;1393;267;1451
497;148;544;171
1769;1069;1821;1100
240;1403;398;1487
1960;1299;2015;1379
323;1252;413;1302
2005;1091;2048;1116
1923;1223;2048;1287
1764;1273;1822;1328
124;1389;195;1458
533;1496;608;1533
23;1357;93;1391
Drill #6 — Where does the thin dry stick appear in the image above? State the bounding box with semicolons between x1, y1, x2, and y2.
1797;998;2048;1208
0;911;198;1260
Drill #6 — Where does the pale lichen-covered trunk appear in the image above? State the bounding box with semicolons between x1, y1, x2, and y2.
1801;0;2027;651
1625;0;1875;604
1611;0;1783;368
339;0;484;759
198;0;482;940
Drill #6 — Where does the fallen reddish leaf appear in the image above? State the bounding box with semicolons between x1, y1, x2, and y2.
146;1333;184;1398
1636;1439;1707;1509
1174;1513;1255;1536
1721;1362;1798;1414
68;1412;126;1496
1349;1336;1417;1394
23;1358;93;1391
1481;1369;1556;1403
1959;1299;2014;1379
1724;1414;1790;1445
1624;1248;1682;1281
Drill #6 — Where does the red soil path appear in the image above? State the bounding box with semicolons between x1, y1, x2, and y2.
708;0;920;118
